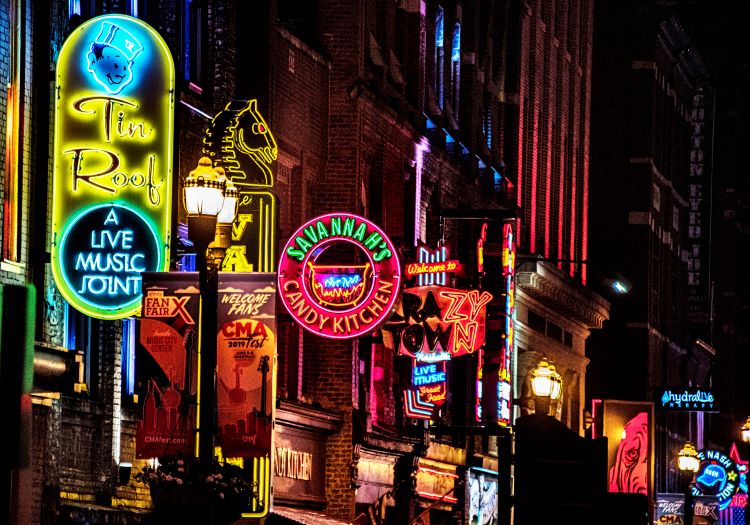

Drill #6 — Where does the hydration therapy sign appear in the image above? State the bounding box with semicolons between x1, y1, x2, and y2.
52;14;174;319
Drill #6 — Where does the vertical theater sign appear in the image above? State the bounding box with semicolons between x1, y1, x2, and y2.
52;14;174;319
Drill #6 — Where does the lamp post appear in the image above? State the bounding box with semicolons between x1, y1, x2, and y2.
183;157;237;467
678;442;700;525
530;357;562;416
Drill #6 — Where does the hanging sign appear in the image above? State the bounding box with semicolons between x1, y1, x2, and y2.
135;272;200;459
692;448;741;510
382;286;492;362
216;273;276;518
278;213;401;339
658;387;717;411
403;359;448;419
204;100;278;272
52;14;174;319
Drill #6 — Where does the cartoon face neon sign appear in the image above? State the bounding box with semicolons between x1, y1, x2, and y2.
278;213;401;339
52;14;174;319
86;21;144;94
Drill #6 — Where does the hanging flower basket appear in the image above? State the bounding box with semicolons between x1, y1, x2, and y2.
135;455;253;525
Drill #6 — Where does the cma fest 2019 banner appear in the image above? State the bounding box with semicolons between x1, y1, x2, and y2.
136;273;199;458
52;15;174;319
203;100;278;273
135;273;276;517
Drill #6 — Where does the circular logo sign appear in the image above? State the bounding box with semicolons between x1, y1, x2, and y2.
278;213;401;339
56;203;162;319
692;449;740;510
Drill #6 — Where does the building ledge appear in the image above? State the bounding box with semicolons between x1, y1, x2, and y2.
516;260;610;329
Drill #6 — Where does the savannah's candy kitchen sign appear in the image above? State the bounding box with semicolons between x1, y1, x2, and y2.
278;213;401;340
52;14;174;319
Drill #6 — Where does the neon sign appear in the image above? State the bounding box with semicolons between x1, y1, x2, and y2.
278;213;401;339
204;100;278;272
692;448;742;510
476;221;515;424
52;15;173;319
404;360;448;420
498;222;515;424
383;286;492;362
406;245;460;286
659;387;717;411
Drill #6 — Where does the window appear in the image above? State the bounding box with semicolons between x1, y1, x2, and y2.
482;92;493;150
3;0;23;262
183;0;207;91
652;183;661;211
672;206;679;231
450;22;461;117
527;310;546;334
434;6;445;109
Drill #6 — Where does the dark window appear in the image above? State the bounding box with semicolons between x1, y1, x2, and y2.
547;322;563;342
434;6;445;108
527;309;546;334
450;22;461;116
564;330;573;348
183;0;207;90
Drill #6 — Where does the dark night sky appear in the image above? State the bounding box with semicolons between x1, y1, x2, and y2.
675;1;750;184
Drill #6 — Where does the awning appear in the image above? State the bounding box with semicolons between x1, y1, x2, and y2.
268;505;353;525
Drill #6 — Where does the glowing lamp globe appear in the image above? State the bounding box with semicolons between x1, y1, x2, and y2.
531;358;563;400
217;177;238;225
184;156;226;217
678;442;700;473
742;417;750;443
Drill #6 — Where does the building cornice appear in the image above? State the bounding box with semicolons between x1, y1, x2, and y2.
516;261;610;329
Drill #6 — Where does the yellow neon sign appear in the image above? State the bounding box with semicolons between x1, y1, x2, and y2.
52;14;174;319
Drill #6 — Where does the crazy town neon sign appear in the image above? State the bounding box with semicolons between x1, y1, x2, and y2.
383;286;492;362
52;15;173;319
278;213;401;339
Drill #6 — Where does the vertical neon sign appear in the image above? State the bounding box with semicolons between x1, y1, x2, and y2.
204;100;278;272
498;221;515;425
52;15;174;319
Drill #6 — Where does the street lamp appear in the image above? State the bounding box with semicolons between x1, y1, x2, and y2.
530;357;562;416
678;442;699;525
741;417;750;443
183;156;237;466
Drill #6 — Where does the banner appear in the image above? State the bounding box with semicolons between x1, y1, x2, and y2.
602;400;654;501
135;272;199;458
216;273;276;458
693;496;720;525
654;493;685;524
